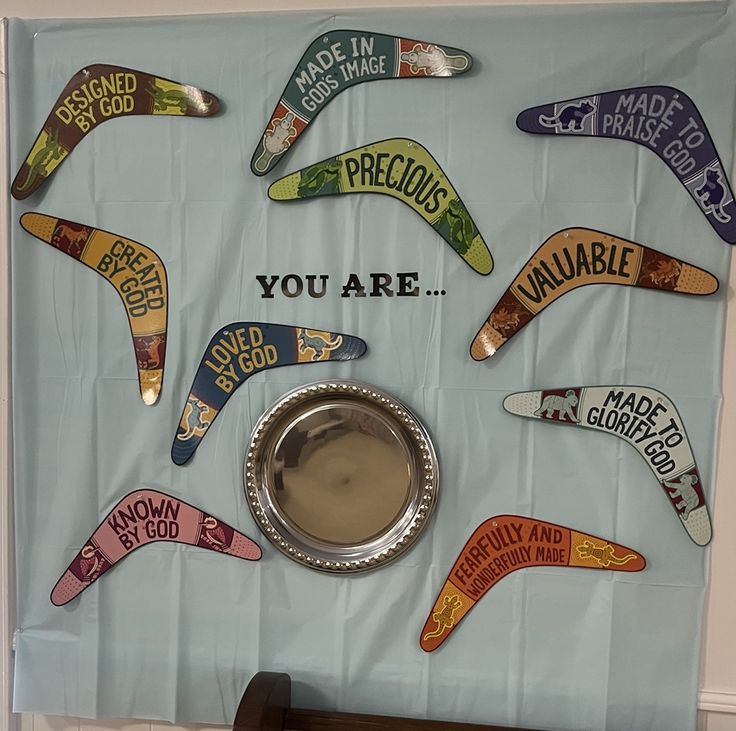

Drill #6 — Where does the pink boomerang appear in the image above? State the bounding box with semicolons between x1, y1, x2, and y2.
51;489;261;606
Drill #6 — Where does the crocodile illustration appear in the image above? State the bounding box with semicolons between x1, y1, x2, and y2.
436;199;475;255
14;128;65;194
576;540;637;567
297;330;343;360
422;594;463;641
146;81;211;114
176;396;214;441
297;159;342;197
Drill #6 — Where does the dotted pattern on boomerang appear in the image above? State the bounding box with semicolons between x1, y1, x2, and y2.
171;323;367;465
12;64;220;199
20;212;169;406
268;138;493;275
469;227;717;361
50;489;261;606
250;30;472;176
419;514;645;652
516;86;736;244
503;386;712;546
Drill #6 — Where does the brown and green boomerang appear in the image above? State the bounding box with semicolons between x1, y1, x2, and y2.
12;64;220;199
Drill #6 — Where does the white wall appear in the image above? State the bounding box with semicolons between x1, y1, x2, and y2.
1;2;733;731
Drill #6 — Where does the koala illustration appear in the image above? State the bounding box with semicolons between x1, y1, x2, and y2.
534;390;579;422
663;473;700;520
539;101;595;132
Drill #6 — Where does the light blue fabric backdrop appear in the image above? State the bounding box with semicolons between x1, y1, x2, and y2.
9;3;735;729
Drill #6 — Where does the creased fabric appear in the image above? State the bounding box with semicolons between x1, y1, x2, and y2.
9;5;734;729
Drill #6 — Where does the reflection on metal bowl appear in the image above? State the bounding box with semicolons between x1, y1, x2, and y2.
244;380;439;573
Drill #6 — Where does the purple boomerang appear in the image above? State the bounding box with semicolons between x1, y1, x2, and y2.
517;86;736;244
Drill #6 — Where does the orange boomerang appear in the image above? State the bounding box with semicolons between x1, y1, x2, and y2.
420;515;645;652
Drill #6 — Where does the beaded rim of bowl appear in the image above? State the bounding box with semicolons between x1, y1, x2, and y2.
244;380;439;573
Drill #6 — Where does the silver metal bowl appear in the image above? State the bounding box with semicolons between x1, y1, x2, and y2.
244;380;439;573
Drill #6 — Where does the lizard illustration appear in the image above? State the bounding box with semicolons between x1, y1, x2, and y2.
422;594;463;641
14;128;65;194
146;82;210;114
436;199;475;255
177;397;214;441
576;540;637;567
297;330;342;360
297;159;342;197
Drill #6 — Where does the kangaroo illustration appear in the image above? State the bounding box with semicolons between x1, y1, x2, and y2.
695;168;732;224
14;128;65;193
534;390;579;422
539;101;596;132
400;45;469;75
138;334;165;369
663;473;701;520
253;112;297;173
177;397;214;441
297;330;342;360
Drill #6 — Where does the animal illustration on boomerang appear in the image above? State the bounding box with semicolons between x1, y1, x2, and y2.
399;44;470;75
269;138;494;275
176;397;215;441
503;386;713;545
298;330;343;360
145;81;214;114
252;112;297;174
419;515;645;652
249;31;473;176
11;64;220;199
19;213;169;406
695;168;732;224
663;473;700;519
422;594;463;641
516;86;736;243
50;489;261;606
575;540;637;567
539;101;596;132
171;323;366;465
14;128;66;195
533;390;579;422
